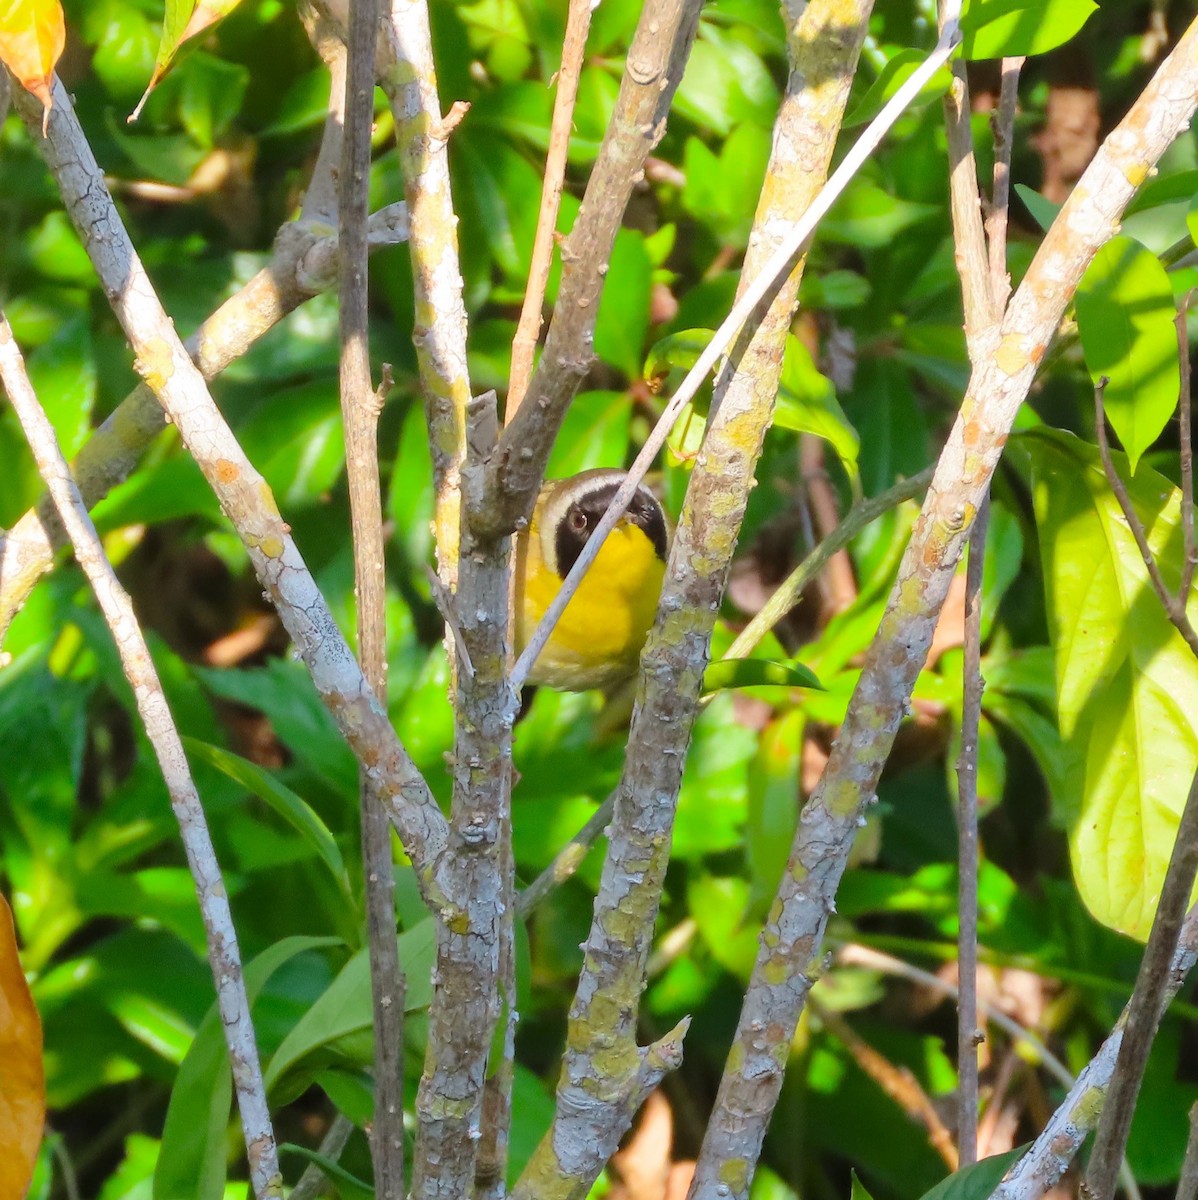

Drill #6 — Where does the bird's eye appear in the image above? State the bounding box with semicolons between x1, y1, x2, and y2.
568;509;588;534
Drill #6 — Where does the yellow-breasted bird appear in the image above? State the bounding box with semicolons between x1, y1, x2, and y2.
514;469;669;692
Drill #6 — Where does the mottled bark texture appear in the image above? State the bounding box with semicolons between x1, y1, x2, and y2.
689;18;1198;1200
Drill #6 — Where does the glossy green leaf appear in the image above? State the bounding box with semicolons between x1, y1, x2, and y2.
182;738;351;900
1075;235;1180;471
703;657;823;694
844;48;953;128
264;920;436;1099
644;328;714;382
775;336;860;482
915;1149;1026;1200
546;390;632;477
279;1146;373;1200
154;936;339;1200
1021;428;1198;939
1013;184;1061;232
961;0;1097;60
747;710;803;914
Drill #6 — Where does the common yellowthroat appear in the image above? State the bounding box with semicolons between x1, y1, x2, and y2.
515;470;669;692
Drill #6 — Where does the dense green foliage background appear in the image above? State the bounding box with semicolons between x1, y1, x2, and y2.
5;1;1198;1197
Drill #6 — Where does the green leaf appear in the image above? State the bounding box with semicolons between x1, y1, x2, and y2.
154;936;340;1200
851;1171;878;1200
775;336;860;482
1019;428;1198;940
703;657;823;694
844;48;953;128
961;0;1097;60
280;1146;374;1200
594;228;652;377
747;710;803;914
1013;184;1062;233
1075;235;1180;471
264;920;436;1099
644;328;714;382
546;391;632;477
914;1148;1027;1200
1188;193;1198;250
182;738;352;901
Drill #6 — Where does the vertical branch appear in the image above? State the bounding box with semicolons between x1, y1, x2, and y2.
338;0;406;1193
687;18;1198;1200
411;389;514;1200
987;57;1024;310
378;0;472;587
0;315;282;1200
11;75;450;897
507;0;595;417
1177;1103;1198;1200
954;495;989;1168
1081;383;1198;1200
1178;293;1196;600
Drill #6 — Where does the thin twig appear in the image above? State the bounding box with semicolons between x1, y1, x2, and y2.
987;57;1024;311
727;467;935;660
11;75;450;896
811;998;958;1170
337;0;406;1193
1094;379;1198;657
1178;1103;1198;1200
1178;292;1196;599
516;790;617;917
290;1115;355;1200
0;314;282;1199
1084;377;1198;1200
508;22;963;690
955;493;990;1168
507;0;594;417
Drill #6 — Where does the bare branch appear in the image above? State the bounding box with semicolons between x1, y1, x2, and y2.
336;0;407;1192
510;24;962;692
955;494;989;1168
1178;1103;1198;1200
1093;380;1198;658
726;467;935;660
994;905;1198;1200
479;0;703;538
507;0;595;416
1082;381;1198;1200
376;0;473;586
11;76;450;895
410;387;513;1200
0;191;407;645
0;313;282;1200
689;17;1198;1200
290;1115;355;1200
988;57;1024;310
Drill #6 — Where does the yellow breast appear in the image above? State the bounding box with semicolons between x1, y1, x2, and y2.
515;518;666;691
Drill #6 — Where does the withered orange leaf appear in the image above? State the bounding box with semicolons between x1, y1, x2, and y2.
0;0;65;129
0;891;44;1200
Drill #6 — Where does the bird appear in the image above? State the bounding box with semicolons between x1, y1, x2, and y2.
514;469;669;692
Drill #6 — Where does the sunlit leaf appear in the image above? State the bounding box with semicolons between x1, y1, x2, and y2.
131;0;243;121
0;892;44;1200
961;0;1097;60
155;936;340;1200
775;336;860;483
1013;183;1062;232
1076;235;1180;472
0;0;65;123
1019;428;1198;940
844;48;953;128
703;657;823;694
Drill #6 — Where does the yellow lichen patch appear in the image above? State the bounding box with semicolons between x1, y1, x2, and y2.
727;1040;745;1073
258;535;284;558
135;339;176;392
719;1158;750;1193
256;481;281;519
994;332;1030;376
763;956;790;986
1123;160;1150;189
